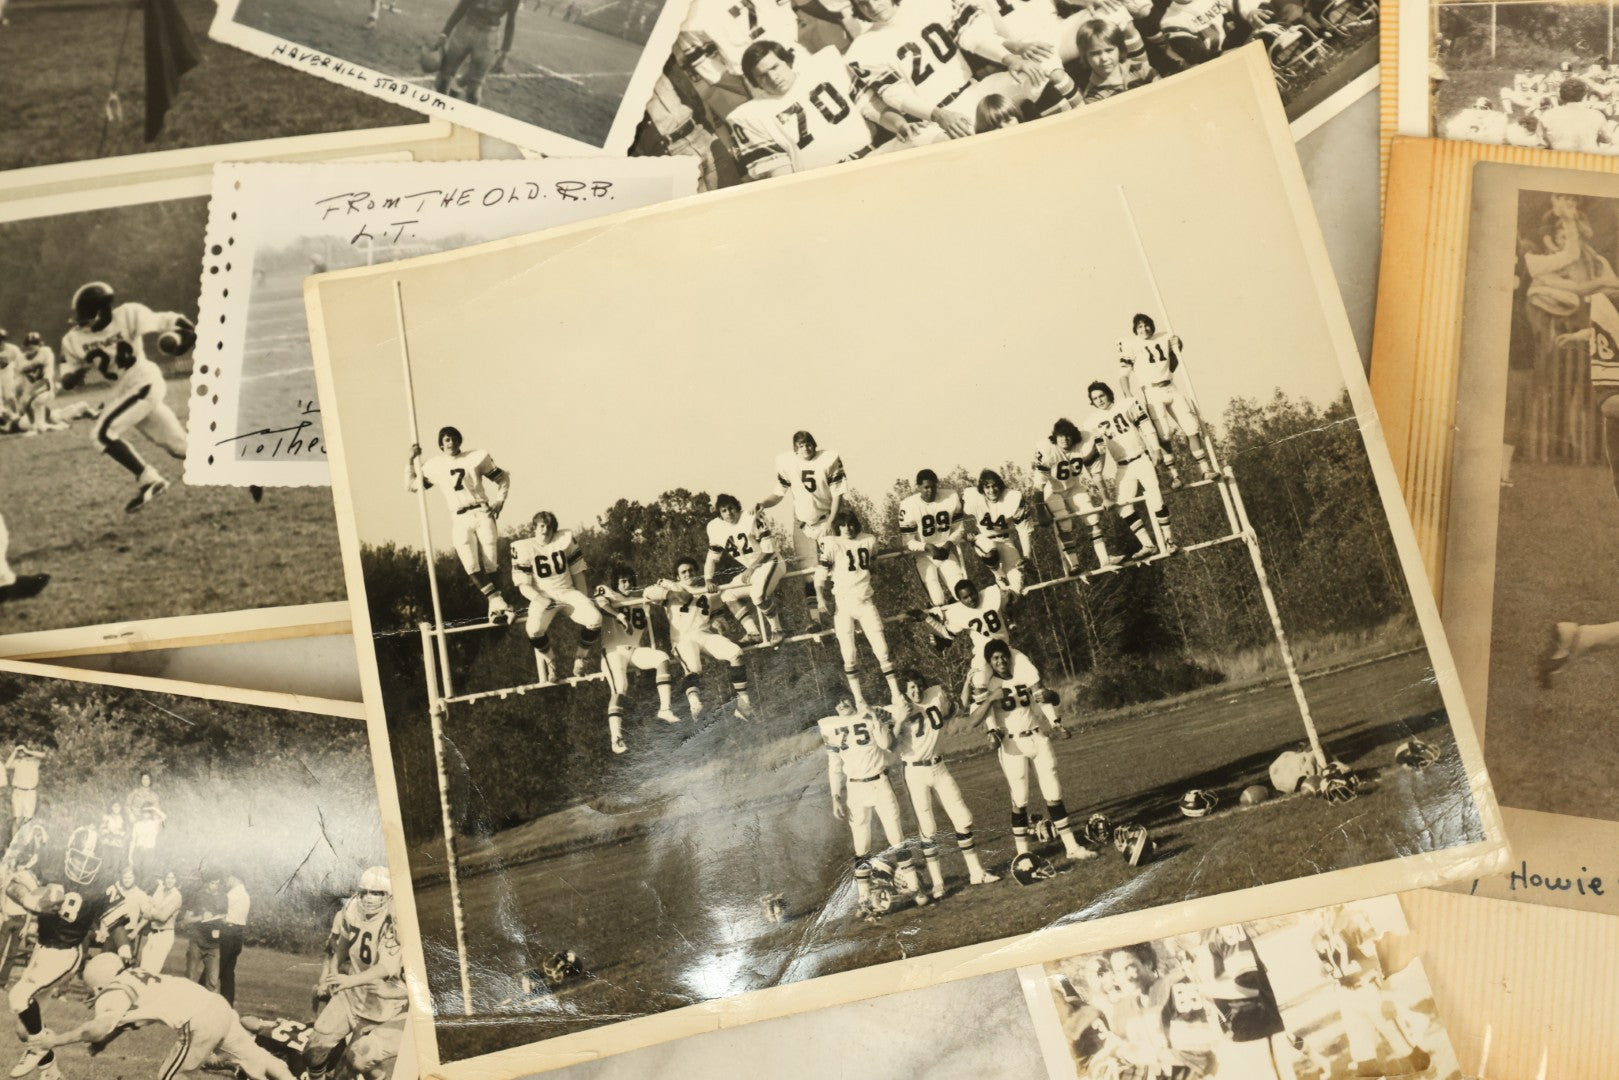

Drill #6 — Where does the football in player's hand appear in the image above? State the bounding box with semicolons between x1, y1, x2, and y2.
157;331;186;356
40;883;65;910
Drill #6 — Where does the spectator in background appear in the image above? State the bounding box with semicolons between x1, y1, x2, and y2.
183;869;227;992
221;874;250;1005
99;801;128;865
4;745;44;826
111;864;149;958
128;804;166;880
140;870;182;973
126;771;160;820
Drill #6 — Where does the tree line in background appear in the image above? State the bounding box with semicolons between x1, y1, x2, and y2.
364;389;1419;851
0;678;383;952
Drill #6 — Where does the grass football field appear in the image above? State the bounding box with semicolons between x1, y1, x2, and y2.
0;374;346;638
1484;461;1619;820
416;650;1475;1060
0;0;422;173
231;0;642;146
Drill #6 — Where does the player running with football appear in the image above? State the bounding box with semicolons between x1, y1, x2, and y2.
969;639;1094;868
897;469;969;606
888;669;999;896
1086;381;1177;560
303;867;408;1080
817;692;928;916
643;557;757;721
1033;418;1116;574
510;511;605;683
58;282;196;513
1121;313;1217;484
962;468;1034;594
593;565;682;754
757;430;846;627
818;508;905;711
28;952;298;1080
702;494;784;645
407;426;514;625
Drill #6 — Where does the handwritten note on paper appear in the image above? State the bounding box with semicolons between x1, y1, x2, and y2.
1451;805;1619;916
187;158;699;489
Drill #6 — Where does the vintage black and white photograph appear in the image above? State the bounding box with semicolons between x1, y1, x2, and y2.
0;659;402;1080
0;177;348;657
628;0;1377;190
210;0;690;153
1421;0;1619;151
185;158;697;490
1033;899;1464;1079
1446;168;1619;824
0;0;461;188
306;58;1500;1075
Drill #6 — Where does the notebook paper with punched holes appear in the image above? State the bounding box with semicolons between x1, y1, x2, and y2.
304;50;1504;1079
1373;139;1619;918
185;158;699;489
0;656;411;1080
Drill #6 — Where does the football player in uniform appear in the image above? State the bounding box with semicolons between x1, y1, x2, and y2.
845;0;1046;143
58;282;195;514
8;826;131;1080
919;576;1013;698
757;430;846;626
14;334;67;434
0;825;43;986
1033;418;1115;574
817;692;928;914
968;639;1094;864
674;0;800;111
1441;96;1511;143
305;868;408;1080
29;952;297;1080
1086;381;1176;560
702;493;784;644
977;0;1084;115
643;557;757;721
731;41;895;180
0;515;49;608
1122;313;1216;484
593;565;681;753
888;669;999;895
896;469;968;606
962;468;1033;594
817;508;904;711
432;0;521;105
510;511;605;683
406;426;514;625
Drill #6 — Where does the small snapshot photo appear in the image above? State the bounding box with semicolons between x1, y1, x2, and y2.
1477;184;1619;818
0;182;345;653
0;0;424;177
0;662;403;1080
306;88;1497;1068
213;0;684;152
1037;900;1465;1080
1430;0;1619;151
629;0;1377;190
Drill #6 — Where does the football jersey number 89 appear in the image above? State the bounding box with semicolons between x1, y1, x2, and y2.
919;511;952;537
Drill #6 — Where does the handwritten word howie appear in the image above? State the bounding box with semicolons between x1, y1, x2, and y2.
1473;860;1606;898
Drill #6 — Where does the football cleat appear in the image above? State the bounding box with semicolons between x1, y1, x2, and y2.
931;881;947;900
124;476;170;514
10;1047;46;1078
1066;844;1099;862
610;735;627;755
1113;824;1154;867
1178;789;1218;818
488;595;514;626
686;690;704;720
1129;544;1158;563
1539;623;1578;688
1169;470;1185;490
0;574;49;605
733;698;754;722
1010;852;1058;886
970;870;1002;886
1201;468;1218;482
1084;812;1114;847
1394;738;1441;771
571;656;589;680
656;709;681;724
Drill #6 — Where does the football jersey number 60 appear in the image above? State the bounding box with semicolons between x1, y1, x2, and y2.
531;552;569;577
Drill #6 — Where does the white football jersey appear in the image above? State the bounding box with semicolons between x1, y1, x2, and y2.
729;47;876;178
645;580;723;639
898;488;964;549
1086;399;1151;462
1441;107;1508;143
940;585;1009;654
773;447;846;524
61;302;181;393
706;511;775;566
19;347;56;392
594;586;653;650
981;0;1059;51
893;685;952;762
511;530;586;596
818;710;890;779
676;0;799;85
331;897;408;1012
94;968;234;1031
419;449;503;514
1587;293;1619;400
1158;0;1227;43
975;648;1043;731
819;531;880;603
845;0;988;113
1131;331;1182;387
1033;438;1100;495
962;486;1027;540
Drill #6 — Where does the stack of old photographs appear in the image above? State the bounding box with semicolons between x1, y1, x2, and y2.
9;0;1618;1065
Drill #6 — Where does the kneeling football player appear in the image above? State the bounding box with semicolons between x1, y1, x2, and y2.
511;511;605;683
888;669;999;896
969;640;1093;866
643;557;756;722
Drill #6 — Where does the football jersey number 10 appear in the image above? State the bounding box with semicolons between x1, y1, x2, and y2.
776;84;853;149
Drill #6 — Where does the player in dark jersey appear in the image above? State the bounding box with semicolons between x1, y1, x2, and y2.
7;826;129;1080
238;1017;314;1075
